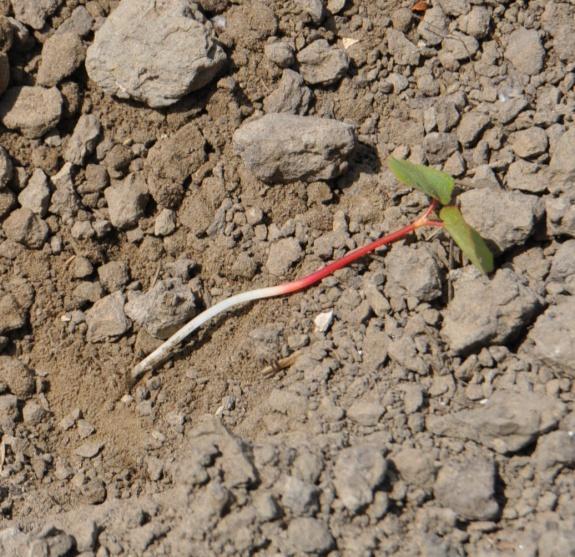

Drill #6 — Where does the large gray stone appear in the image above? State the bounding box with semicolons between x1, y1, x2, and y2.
528;298;575;377
233;113;356;183
0;86;62;138
459;188;543;253
85;0;226;107
428;389;566;454
442;268;542;354
125;278;197;340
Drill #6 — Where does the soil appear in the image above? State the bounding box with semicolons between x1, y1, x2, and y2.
0;0;574;556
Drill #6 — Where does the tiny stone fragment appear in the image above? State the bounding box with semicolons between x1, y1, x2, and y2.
85;291;131;342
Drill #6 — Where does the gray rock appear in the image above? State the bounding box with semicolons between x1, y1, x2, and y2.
300;0;325;24
296;39;349;85
86;0;226;107
528;298;575;377
264;41;295;68
436;0;470;16
347;398;384;426
459;188;543;253
550;128;575;177
233;113;356;183
97;261;130;293
442;268;542;354
505;160;547;193
49;163;80;222
509;127;548;159
2;207;49;248
428;389;565;454
392;447;435;488
75;440;104;458
457;110;490;146
145;123;206;208
286;517;334;554
385;244;442;302
333;446;387;513
535;430;575;476
442;31;479;60
22;399;48;424
263;69;312;115
546;193;575;238
552;24;575;63
63;114;102;165
387;28;420;66
265;238;303;277
37;32;86;87
505;28;545;76
11;0;63;30
56;6;94;37
72;281;103;307
0;86;62;138
549;240;575;289
539;529;575;557
495;95;528;125
0;394;20;430
104;173;149;230
459;6;491;38
125;278;197;340
424;132;458;164
417;6;448;47
0;355;35;398
17;169;50;217
86;291;131;342
0;292;28;334
387;335;429;375
70;256;93;279
0;145;12;189
154;208;177;236
434;458;499;521
280;475;319;515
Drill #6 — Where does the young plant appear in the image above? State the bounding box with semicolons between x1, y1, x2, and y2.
131;158;494;384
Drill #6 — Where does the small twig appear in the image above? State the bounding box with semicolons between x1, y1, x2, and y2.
261;350;302;378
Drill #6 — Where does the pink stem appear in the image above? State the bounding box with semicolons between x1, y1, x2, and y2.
281;204;442;295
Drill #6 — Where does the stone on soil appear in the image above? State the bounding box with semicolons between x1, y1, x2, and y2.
104;173;149;230
434;458;499;521
0;86;62;138
264;41;295;68
286;517;334;554
263;69;312;115
125;278;197;340
459;188;543;253
0;292;28;334
85;0;227;108
550;128;575;177
509;127;548;159
18;169;51;216
265;238;303;276
428;389;565;454
2;208;49;249
0;355;35;398
442;268;542;355
528;298;575;377
63;114;102;165
11;0;63;30
296;39;349;85
392;448;435;488
37;32;86;87
386;29;420;66
233;113;356;183
85;291;130;342
333;446;387;513
385;244;442;302
505;27;545;75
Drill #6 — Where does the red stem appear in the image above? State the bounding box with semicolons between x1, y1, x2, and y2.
282;202;443;295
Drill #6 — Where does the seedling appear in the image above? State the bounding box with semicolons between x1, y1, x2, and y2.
131;158;494;384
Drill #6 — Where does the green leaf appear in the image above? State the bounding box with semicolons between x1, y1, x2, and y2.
388;157;454;205
440;206;494;274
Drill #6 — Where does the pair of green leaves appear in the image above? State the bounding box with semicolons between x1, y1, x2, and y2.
388;157;494;274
